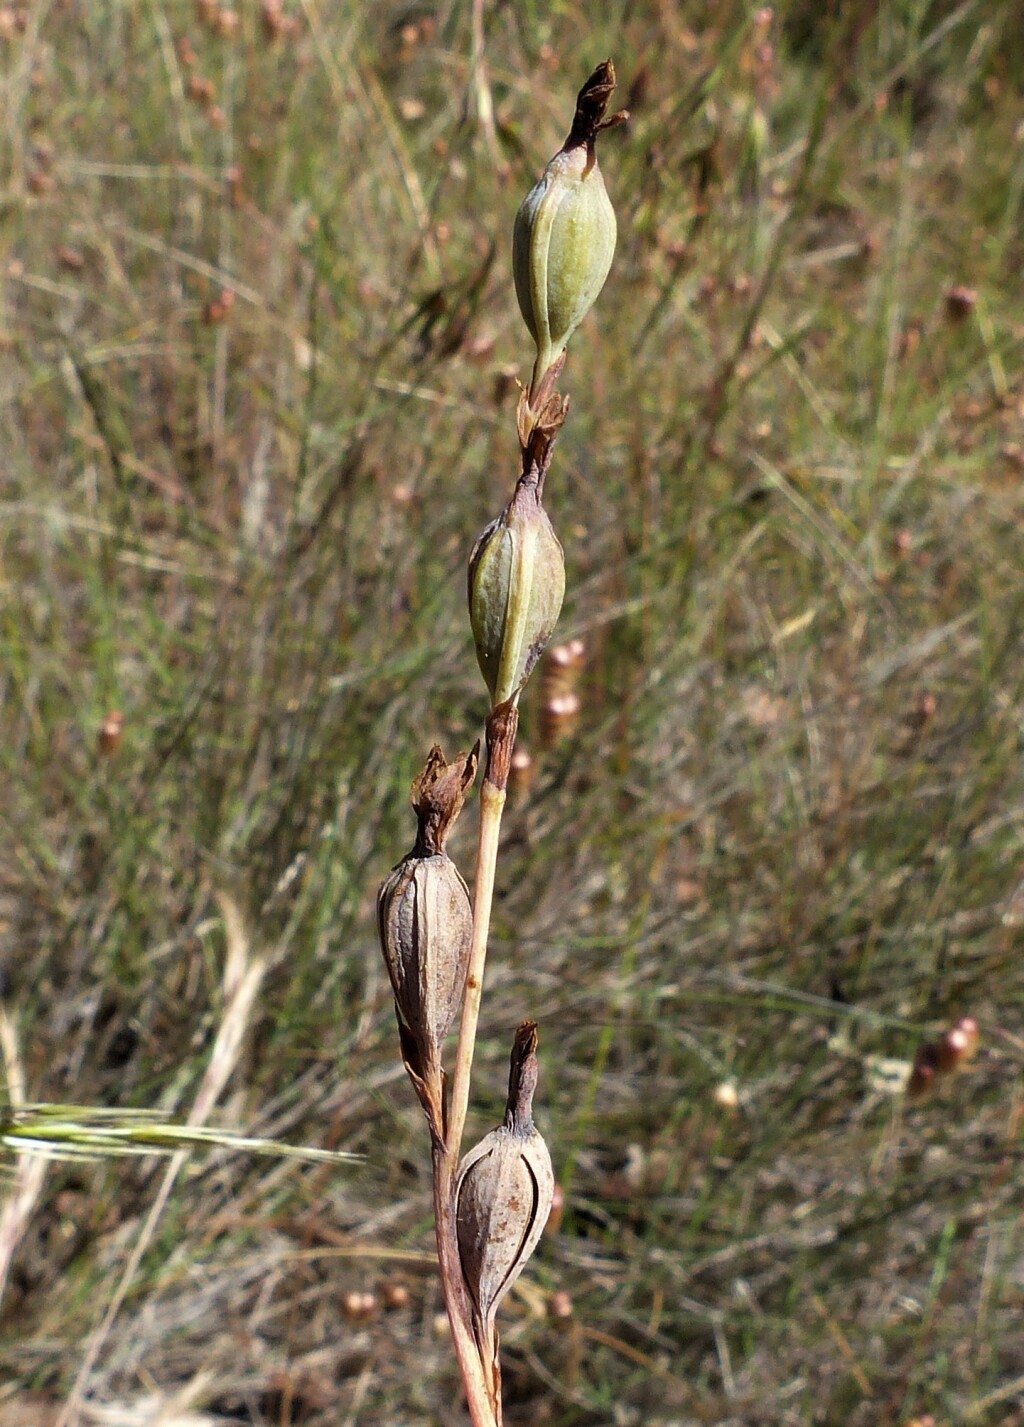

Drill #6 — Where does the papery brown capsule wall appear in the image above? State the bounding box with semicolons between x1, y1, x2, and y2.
378;852;472;1057
376;746;477;1125
456;1023;554;1337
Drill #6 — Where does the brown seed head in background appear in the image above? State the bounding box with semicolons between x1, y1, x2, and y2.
216;8;240;39
935;1015;979;1073
544;1179;565;1237
187;74;215;106
98;711;125;756
341;1290;377;1321
945;285;976;323
381;1280;410;1311
508;746;535;801
203;288;235;325
539;691;581;749
541;637;586;705
907;1014;979;1095
906;1044;939;1097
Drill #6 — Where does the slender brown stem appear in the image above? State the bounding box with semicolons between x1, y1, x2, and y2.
447;701;519;1161
447;777;506;1162
434;703;519;1425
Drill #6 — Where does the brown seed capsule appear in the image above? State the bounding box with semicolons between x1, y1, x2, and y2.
377;746;477;1131
341;1289;377;1320
908;1014;981;1095
544;638;585;684
456;1023;554;1351
216;8;240;38
187;74;215;106
378;852;471;1049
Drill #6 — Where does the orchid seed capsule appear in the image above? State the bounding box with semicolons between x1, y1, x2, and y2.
377;853;472;1052
513;61;623;399
456;1023;554;1348
377;745;477;1129
468;475;565;708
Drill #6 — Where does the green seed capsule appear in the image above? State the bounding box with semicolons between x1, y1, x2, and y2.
513;61;622;397
513;144;616;392
468;477;565;708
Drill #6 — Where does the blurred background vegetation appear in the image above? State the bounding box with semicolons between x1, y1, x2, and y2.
1;1;1023;1423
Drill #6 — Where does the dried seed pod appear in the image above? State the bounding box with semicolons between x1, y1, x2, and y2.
513;62;624;398
945;285;976;323
377;745;477;1130
468;472;565;707
456;1023;554;1354
378;853;471;1047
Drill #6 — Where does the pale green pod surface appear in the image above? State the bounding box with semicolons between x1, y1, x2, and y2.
513;144;617;383
468;516;511;701
468;485;565;707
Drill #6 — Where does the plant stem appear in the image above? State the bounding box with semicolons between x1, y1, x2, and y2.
447;702;519;1161
447;775;506;1161
434;702;519;1425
